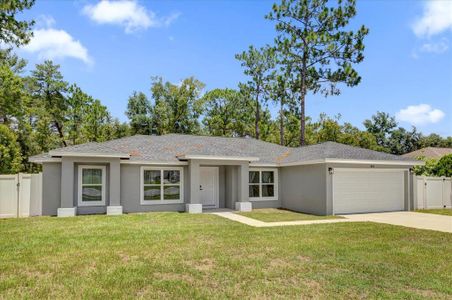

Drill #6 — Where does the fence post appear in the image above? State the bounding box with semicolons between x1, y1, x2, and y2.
16;174;20;218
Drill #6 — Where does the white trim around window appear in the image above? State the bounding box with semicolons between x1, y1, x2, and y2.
140;166;184;205
249;168;278;201
78;165;106;207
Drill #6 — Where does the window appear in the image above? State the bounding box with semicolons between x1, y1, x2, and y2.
249;169;278;200
141;167;183;204
78;165;106;206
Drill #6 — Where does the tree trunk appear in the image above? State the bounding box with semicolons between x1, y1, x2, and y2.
299;95;305;146
255;93;260;140
279;99;284;145
55;121;67;147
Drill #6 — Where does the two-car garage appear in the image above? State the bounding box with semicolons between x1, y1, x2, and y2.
332;168;406;214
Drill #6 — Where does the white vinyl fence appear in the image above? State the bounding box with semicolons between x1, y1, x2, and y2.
0;173;42;218
416;176;452;209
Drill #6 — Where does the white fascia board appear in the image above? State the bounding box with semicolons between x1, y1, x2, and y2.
250;163;279;167
28;157;62;163
48;151;130;158
323;158;424;166
279;158;424;167
120;160;188;165
177;155;260;162
279;159;325;167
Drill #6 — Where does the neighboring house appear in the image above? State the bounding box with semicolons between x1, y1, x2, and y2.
29;134;422;217
402;147;452;160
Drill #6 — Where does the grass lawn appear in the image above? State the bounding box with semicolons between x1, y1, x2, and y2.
416;208;452;216
1;213;451;299
237;208;342;222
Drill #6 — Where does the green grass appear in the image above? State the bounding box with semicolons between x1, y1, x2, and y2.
1;213;451;299
237;208;342;222
416;208;452;216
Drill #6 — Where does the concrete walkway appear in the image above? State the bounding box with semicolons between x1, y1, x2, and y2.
212;211;452;233
210;212;357;227
344;212;452;233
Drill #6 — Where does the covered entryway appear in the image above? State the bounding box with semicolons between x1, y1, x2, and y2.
333;168;405;214
199;167;219;208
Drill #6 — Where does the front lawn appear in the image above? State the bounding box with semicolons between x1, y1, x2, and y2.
416;208;452;216
0;213;451;299
237;208;342;222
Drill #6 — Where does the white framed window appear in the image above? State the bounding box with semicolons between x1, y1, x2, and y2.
141;167;184;205
249;168;278;201
78;165;106;207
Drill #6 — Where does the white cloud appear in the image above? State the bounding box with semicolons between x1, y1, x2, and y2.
420;38;449;53
82;0;179;33
412;1;452;37
23;28;92;65
35;15;56;28
396;104;445;125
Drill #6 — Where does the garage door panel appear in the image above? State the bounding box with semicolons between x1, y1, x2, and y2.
333;169;405;214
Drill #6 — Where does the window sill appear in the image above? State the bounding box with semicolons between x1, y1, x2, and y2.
140;200;184;205
78;202;106;207
249;198;278;202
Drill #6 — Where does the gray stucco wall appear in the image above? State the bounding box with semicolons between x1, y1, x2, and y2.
280;164;327;215
42;162;61;216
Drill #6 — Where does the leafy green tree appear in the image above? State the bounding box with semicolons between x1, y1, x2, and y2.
282;111;301;146
0;48;27;73
339;122;380;150
236;46;275;139
109;119;131;139
0;124;22;174
0;0;35;46
413;156;438;176
269;73;295;145
0;64;25;124
126;91;153;135
82;99;111;142
150;77;205;135
66;84;92;145
419;133;452;148
267;0;368;145
433;154;452;177
202;88;253;137
387;127;420;155
364;112;397;148
31;60;68;147
259;108;280;144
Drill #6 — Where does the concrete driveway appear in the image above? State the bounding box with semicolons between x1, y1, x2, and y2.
343;212;452;233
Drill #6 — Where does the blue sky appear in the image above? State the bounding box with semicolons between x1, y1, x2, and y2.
17;0;452;136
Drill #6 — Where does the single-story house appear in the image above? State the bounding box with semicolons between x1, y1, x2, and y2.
402;147;452;160
29;134;422;217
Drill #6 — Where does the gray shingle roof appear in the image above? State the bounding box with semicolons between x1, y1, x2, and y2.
30;134;417;164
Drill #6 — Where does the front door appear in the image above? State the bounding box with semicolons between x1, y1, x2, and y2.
200;167;219;208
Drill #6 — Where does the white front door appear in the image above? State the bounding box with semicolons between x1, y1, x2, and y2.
200;167;219;208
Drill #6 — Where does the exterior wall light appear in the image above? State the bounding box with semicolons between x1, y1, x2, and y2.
328;167;334;175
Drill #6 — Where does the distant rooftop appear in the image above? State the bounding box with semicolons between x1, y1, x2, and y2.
402;147;452;160
30;134;418;165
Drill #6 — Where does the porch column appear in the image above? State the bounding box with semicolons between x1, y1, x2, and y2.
235;162;252;212
186;160;202;213
58;157;76;217
107;159;122;215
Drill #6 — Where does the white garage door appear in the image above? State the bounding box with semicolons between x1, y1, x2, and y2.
333;169;405;214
